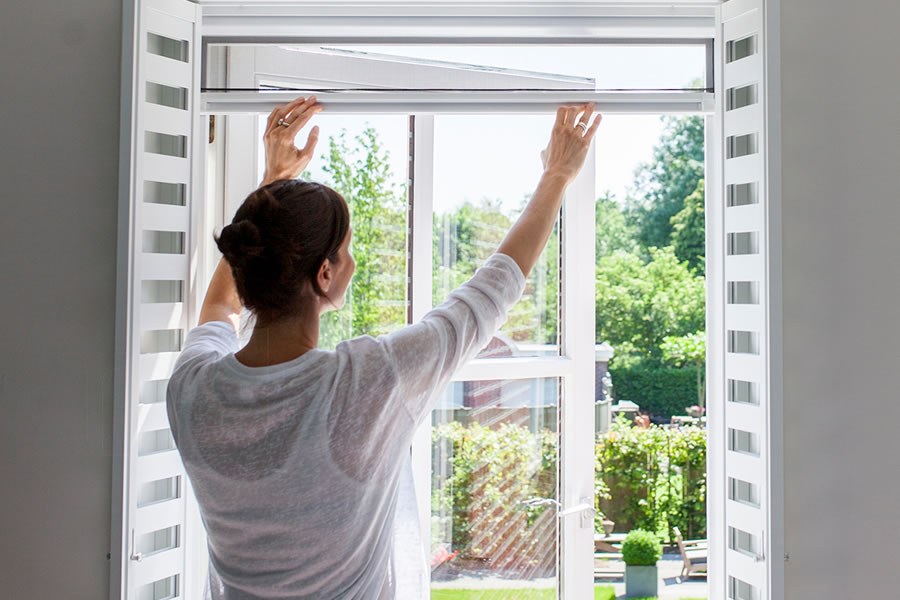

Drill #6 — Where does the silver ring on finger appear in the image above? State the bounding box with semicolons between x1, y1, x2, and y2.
576;121;588;133
277;118;291;127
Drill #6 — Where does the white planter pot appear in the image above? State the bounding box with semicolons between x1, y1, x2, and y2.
625;564;658;598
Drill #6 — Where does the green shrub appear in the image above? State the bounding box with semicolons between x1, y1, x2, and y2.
622;529;662;566
608;365;702;419
595;419;706;541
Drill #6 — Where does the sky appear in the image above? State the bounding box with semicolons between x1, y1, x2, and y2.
262;44;706;213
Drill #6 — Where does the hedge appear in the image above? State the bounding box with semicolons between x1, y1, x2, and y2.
608;365;703;419
432;419;707;568
595;419;707;541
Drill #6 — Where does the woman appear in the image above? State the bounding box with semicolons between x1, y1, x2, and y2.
167;95;601;599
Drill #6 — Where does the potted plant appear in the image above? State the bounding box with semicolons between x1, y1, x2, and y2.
622;529;662;598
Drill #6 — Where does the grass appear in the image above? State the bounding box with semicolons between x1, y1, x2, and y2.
430;587;615;600
430;589;706;600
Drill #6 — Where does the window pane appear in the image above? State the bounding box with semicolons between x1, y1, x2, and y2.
258;115;410;349
433;115;559;358
431;378;559;596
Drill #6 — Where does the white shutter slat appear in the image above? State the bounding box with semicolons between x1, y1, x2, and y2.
134;547;185;588
727;549;767;589
137;401;173;433
725;450;761;488
144;103;192;137
140;352;181;382
144;154;191;186
724;304;761;332
725;203;761;234
724;255;763;282
143;203;189;233
140;303;185;332
724;359;764;391
724;154;761;185
723;103;762;138
137;449;183;484
145;6;194;43
723;54;761;91
727;497;763;532
145;53;193;90
141;254;190;281
136;496;185;535
725;402;762;435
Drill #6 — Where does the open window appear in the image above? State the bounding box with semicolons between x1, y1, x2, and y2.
115;1;781;599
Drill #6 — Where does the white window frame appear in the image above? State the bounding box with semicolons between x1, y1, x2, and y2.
115;2;792;600
208;38;712;600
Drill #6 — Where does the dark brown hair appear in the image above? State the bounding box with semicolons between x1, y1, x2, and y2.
215;179;350;324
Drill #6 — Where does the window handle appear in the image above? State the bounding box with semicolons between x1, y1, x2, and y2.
521;497;596;529
129;529;143;562
755;530;766;563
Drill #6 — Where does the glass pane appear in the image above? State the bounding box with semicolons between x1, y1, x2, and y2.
257;115;410;349
433;115;559;358
431;377;559;597
249;44;707;91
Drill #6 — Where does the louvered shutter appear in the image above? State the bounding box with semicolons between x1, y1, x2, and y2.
715;1;779;598
120;1;202;598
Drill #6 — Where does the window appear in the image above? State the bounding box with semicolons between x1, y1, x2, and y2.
117;2;785;599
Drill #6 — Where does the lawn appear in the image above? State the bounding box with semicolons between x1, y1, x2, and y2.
431;586;706;600
430;587;614;600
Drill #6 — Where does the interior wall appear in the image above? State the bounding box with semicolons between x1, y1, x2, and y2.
3;1;900;598
780;1;900;597
0;0;122;597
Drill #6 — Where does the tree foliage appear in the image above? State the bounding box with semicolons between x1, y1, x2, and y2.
595;194;640;259
318;127;408;347
434;199;559;346
596;418;707;541
627;116;705;252
670;179;706;274
595;247;705;366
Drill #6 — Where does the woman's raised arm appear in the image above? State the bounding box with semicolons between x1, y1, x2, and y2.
498;103;601;277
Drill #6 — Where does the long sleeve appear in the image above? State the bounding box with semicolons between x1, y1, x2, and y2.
379;252;526;427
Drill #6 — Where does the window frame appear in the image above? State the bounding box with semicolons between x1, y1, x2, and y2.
118;3;760;600
213;38;713;599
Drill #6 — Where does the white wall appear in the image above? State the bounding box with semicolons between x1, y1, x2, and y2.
780;1;900;597
0;0;122;597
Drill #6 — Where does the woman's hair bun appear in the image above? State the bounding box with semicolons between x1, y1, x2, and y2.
216;219;264;269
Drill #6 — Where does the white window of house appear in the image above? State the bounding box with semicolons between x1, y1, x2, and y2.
209;41;711;599
116;2;782;599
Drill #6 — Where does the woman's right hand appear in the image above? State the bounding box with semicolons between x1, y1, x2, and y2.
540;103;602;183
260;96;323;186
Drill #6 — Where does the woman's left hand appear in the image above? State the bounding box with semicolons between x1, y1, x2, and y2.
260;96;322;186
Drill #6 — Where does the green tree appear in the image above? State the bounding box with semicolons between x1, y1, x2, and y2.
670;180;706;274
434;199;559;345
595;247;705;366
627;115;705;251
319;127;408;347
660;331;706;409
595;194;639;259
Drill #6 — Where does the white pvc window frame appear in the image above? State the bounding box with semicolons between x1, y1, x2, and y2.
204;30;714;600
